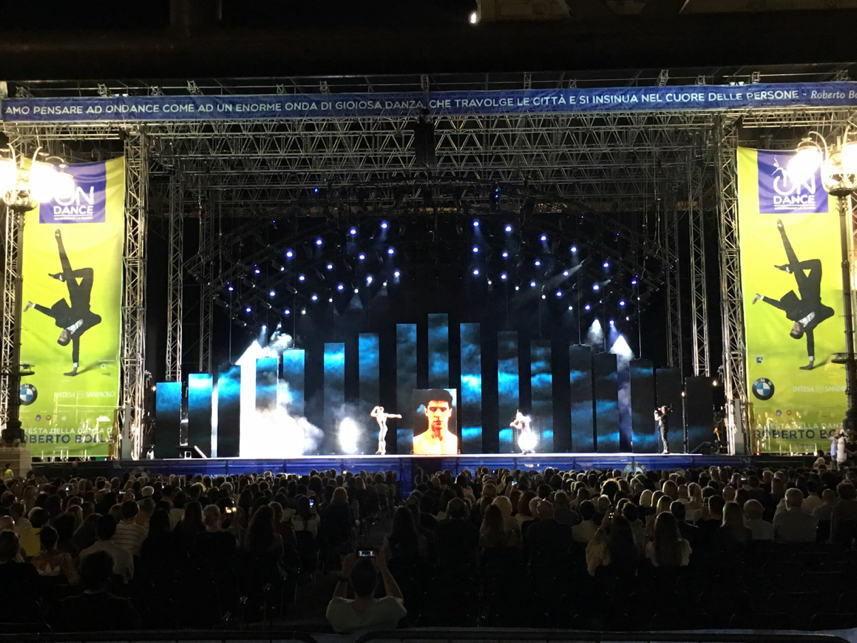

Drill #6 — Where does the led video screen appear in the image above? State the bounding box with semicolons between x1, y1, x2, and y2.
410;388;459;455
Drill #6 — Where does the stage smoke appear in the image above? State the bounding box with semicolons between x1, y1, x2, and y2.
587;319;604;348
609;334;634;363
338;417;360;454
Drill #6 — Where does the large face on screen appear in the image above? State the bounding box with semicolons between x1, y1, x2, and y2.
426;399;452;433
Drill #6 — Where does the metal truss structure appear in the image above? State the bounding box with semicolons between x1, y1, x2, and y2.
0;206;23;431
1;70;855;456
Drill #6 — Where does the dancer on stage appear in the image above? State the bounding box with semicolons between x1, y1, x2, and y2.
370;406;401;456
654;405;671;454
510;409;535;454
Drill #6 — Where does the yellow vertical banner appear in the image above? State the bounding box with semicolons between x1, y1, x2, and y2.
18;158;125;458
738;147;845;453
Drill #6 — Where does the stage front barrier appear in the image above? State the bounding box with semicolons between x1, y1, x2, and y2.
460;323;482;453
531;340;554;451
497;330;520;452
685;376;715;453
187;374;212;457
570;345;595;452
216;365;241;457
656;367;684;454
359;333;380;454
396;324;417;454
154;382;181;458
593;352;620;453
630;359;656;452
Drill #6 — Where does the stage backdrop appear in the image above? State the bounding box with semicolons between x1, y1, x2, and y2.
19;158;125;458
738;147;844;453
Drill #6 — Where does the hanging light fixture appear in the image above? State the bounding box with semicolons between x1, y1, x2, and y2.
0;145;76;211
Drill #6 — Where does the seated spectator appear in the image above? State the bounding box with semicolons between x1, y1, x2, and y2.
802;480;823;514
645;512;691;567
830;481;857;546
572;500;598;544
715;501;752;552
79;515;134;583
525;500;569;567
491;495;521;545
0;530;42;624
743;499;773;541
30;525;79;585
479;504;517;549
773;488;818;544
552;490;579;526
319;487;355;568
19;507;49;558
669;500;699;547
112;500;148;557
326;549;406;636
386;506;428;563
435;497;478;570
291;495;320;537
60;551;141;631
586;513;637;577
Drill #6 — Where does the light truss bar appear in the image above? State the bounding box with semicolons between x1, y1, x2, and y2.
689;151;710;376
715;115;747;454
0;207;23;433
121;131;148;460
165;169;183;382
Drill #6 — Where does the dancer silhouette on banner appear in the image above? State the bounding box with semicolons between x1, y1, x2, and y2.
370;406;401;455
753;219;834;370
25;229;102;376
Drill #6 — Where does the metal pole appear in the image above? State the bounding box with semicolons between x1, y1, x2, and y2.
837;196;857;426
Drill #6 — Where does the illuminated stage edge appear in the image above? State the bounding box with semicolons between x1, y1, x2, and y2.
30;453;808;495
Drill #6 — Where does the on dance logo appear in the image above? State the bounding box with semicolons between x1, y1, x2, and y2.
757;150;828;214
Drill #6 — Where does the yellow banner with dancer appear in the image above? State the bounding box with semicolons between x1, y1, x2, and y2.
18;158;125;458
738;147;845;454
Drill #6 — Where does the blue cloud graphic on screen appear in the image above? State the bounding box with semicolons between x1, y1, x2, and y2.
569;370;589;384
324;350;345;368
358;339;378;370
594;400;618;414
498;372;519;398
461;374;482;397
461;341;481;363
532;372;552;391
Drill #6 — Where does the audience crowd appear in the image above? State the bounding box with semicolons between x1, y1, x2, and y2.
0;457;856;635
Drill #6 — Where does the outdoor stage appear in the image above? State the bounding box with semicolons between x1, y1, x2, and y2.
31;453;810;495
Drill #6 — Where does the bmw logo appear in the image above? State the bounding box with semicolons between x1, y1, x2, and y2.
752;377;775;401
19;383;37;405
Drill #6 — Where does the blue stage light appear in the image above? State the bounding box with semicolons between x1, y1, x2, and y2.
570;245;577;253
555;290;563;298
500;272;508;281
366;275;373;285
380;220;388;230
540;234;548;242
253;267;260;275
358;252;366;262
584;303;591;311
619;299;626;307
505;224;513;233
337;283;344;291
310;293;318;302
593;283;600;292
349;227;358;236
298;274;306;282
269;290;276;298
393;270;401;278
313;186;319;194
609;319;615;326
472;245;479;254
534;259;541;267
284;308;291;316
473;219;480;228
631;278;638;286
472;268;480;276
227;285;234;292
562;270;569;277
315;238;323;247
245;306;252;313
530;280;537;288
387;247;395;256
326;263;334;271
285;249;294;259
502;250;509;259
603;261;610;269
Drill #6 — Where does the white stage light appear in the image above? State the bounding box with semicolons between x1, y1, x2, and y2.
609;334;635;362
469;10;478;24
339;417;360;454
587;319;603;346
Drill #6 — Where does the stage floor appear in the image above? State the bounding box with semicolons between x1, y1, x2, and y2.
28;452;795;495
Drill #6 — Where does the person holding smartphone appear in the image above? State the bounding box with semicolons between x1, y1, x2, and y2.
326;545;406;635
